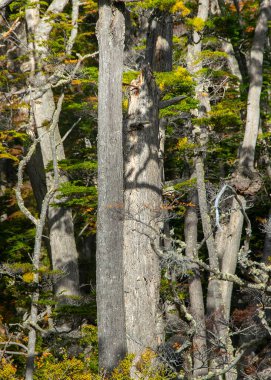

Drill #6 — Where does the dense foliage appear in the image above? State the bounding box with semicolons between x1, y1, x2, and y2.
0;0;271;379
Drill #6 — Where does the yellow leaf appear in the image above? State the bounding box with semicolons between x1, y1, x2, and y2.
22;272;34;283
172;1;191;16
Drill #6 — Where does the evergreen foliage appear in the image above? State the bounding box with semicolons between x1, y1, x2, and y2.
0;0;271;378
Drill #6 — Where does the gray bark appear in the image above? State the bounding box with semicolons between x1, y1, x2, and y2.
186;0;212;375
96;0;127;371
239;0;271;171
123;66;162;354
0;0;13;9
220;197;244;320
263;209;271;264
195;156;222;315
15;122;59;380
221;40;242;81
184;190;208;376
24;1;80;300
145;9;173;72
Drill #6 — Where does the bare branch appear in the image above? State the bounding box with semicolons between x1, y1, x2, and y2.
15;133;49;226
0;341;28;351
0;350;27;356
0;17;20;40
159;95;187;109
1;51;99;104
60;117;82;144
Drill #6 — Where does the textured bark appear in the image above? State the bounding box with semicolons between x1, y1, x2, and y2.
32;84;80;299
145;7;174;263
96;0;127;371
186;0;211;375
239;0;271;171
0;0;13;9
185;191;207;376
123;66;162;354
145;10;173;72
195;157;222;314
221;41;242;81
263;209;271;264
220;197;244;320
24;1;80;300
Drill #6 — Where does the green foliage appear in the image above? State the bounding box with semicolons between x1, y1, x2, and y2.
130;0;191;15
156;66;193;94
186;16;205;31
80;325;99;373
0;131;28;161
0;188;36;261
196;99;243;131
156;67;196;117
0;359;17;380
35;354;92;380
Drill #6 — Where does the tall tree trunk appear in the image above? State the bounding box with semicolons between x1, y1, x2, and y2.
186;0;210;375
221;0;270;324
96;0;127;371
239;0;271;171
123;66;162;355
25;0;81;300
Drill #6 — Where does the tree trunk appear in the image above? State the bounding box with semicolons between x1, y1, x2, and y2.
239;0;271;171
145;9;173;72
186;0;210;375
24;0;81;300
123;66;162;355
96;0;127;371
220;197;244;320
184;190;208;376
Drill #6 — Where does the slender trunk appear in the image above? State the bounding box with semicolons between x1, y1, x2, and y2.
263;209;271;264
123;66;162;354
96;0;127;371
220;197;244;321
184;191;208;376
25;1;80;300
195;156;222;315
31;84;80;298
186;0;212;375
239;0;271;171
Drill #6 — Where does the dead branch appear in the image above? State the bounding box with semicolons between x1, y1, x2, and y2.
159;95;187;109
0;17;20;40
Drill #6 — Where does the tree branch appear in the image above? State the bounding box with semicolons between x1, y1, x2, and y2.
159;95;187;109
